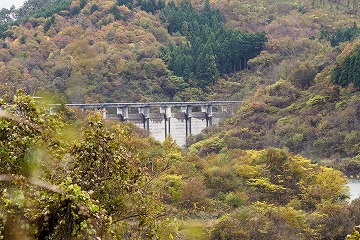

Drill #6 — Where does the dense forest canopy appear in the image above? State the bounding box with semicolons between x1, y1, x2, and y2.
332;42;360;87
158;0;267;88
1;0;360;238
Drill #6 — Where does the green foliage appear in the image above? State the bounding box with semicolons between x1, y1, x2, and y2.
210;199;359;240
110;5;123;21
2;0;360;236
204;164;243;195
321;22;360;47
0;0;72;46
140;0;165;13
0;92;105;239
189;135;225;156
158;174;185;204
117;0;134;9
157;217;179;239
339;158;360;176
160;75;189;99
224;192;242;208
0;91;60;176
18;0;72;19
306;95;328;108
288;61;317;89
210;203;315;240
232;148;349;208
159;1;267;88
195;41;219;87
0;92;176;239
80;0;87;9
90;3;98;14
70;5;81;16
1;93;358;239
43;16;55;32
0;7;13;38
332;44;360;88
346;229;360;240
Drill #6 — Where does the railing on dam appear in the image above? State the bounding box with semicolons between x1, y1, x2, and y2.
51;101;242;146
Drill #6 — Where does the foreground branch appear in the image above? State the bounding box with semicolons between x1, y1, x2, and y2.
0;174;65;194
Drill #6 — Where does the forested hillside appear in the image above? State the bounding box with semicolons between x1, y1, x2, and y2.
0;0;267;102
1;0;360;239
184;0;360;170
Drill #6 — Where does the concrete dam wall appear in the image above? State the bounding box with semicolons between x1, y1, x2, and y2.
56;101;242;147
107;111;227;146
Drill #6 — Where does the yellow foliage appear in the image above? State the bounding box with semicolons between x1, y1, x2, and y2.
303;166;349;205
247;177;287;192
236;164;261;178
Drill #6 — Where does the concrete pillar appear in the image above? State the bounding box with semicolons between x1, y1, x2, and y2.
160;106;172;119
186;105;192;119
116;107;128;121
141;106;150;118
139;106;150;131
202;105;213;127
207;105;213;117
100;107;106;119
144;106;150;131
181;105;192;141
160;106;172;138
201;105;207;114
205;105;212;127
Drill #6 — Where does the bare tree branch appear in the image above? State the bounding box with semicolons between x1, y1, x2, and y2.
0;174;65;194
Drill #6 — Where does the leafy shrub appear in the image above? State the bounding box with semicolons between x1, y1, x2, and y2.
159;174;185;204
179;177;208;209
312;137;338;158
284;132;304;152
306;95;327;109
288;61;317;89
210;203;314;240
344;131;360;157
224;192;242;208
189;135;225;156
204;165;242;195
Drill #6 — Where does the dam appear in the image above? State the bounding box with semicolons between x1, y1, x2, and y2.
56;101;242;146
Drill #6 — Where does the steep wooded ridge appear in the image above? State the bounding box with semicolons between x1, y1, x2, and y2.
1;0;360;239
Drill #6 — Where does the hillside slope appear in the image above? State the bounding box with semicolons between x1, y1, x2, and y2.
179;0;360;168
1;0;360;164
0;0;267;103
